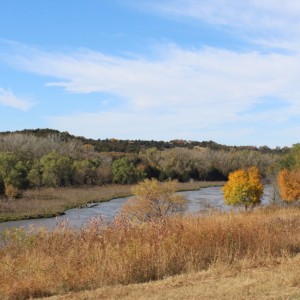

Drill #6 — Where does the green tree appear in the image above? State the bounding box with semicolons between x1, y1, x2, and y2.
112;157;144;184
0;152;30;197
40;152;73;187
280;144;300;170
73;159;97;185
5;161;29;189
121;178;187;221
28;161;43;187
223;167;263;210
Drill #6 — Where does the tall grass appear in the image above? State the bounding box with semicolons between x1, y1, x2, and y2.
1;206;300;299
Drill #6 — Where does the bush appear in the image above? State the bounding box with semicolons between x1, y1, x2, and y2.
121;178;187;221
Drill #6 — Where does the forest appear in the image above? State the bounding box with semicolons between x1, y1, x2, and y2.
0;129;289;198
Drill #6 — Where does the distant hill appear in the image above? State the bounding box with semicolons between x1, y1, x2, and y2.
0;128;289;154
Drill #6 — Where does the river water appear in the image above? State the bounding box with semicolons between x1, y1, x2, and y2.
0;186;274;231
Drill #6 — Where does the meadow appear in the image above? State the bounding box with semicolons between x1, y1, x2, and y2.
1;205;300;299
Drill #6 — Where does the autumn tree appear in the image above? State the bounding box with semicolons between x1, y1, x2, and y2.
278;169;300;202
223;167;263;210
121;178;187;221
277;144;300;202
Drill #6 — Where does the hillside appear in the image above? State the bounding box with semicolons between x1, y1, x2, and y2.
44;257;300;300
0;128;289;154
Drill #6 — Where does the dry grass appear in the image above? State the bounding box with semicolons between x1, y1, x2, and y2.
45;255;300;300
1;206;300;299
0;181;224;222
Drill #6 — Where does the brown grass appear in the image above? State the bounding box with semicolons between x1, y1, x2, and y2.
44;255;300;299
0;181;224;222
1;205;300;299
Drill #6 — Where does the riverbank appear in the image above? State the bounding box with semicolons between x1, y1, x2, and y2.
0;181;224;222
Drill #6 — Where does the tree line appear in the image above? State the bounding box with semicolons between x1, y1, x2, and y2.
0;129;293;198
0;129;289;154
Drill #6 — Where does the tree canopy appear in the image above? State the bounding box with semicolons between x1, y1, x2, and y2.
223;167;263;210
278;144;300;202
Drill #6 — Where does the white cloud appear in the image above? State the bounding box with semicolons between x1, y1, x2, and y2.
141;0;300;30
1;41;300;146
0;87;34;111
138;0;300;51
5;43;300;108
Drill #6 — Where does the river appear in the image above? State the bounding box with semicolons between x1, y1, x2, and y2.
0;185;274;231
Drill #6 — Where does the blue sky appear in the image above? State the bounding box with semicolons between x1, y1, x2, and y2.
0;0;300;147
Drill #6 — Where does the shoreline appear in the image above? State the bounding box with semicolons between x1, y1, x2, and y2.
0;181;225;223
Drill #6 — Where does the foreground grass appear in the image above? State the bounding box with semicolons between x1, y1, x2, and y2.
46;255;300;300
0;181;224;222
1;206;300;299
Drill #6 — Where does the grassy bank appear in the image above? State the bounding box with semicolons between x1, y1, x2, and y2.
0;181;224;222
47;254;300;300
1;206;300;299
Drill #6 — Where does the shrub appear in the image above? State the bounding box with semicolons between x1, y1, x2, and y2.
121;178;187;221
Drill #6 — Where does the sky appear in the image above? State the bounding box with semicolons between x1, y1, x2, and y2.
0;0;300;148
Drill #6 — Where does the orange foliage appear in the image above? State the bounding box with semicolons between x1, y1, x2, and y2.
82;144;95;152
278;169;300;202
223;167;263;209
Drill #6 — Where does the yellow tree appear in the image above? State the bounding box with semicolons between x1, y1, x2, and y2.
223;167;263;210
278;169;300;202
121;178;187;221
277;144;300;202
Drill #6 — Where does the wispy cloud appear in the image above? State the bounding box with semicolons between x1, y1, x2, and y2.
138;0;300;51
3;42;300;107
0;87;34;111
1;39;299;145
142;0;300;27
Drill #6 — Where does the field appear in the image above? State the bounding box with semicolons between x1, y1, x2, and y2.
0;181;224;222
1;205;300;299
